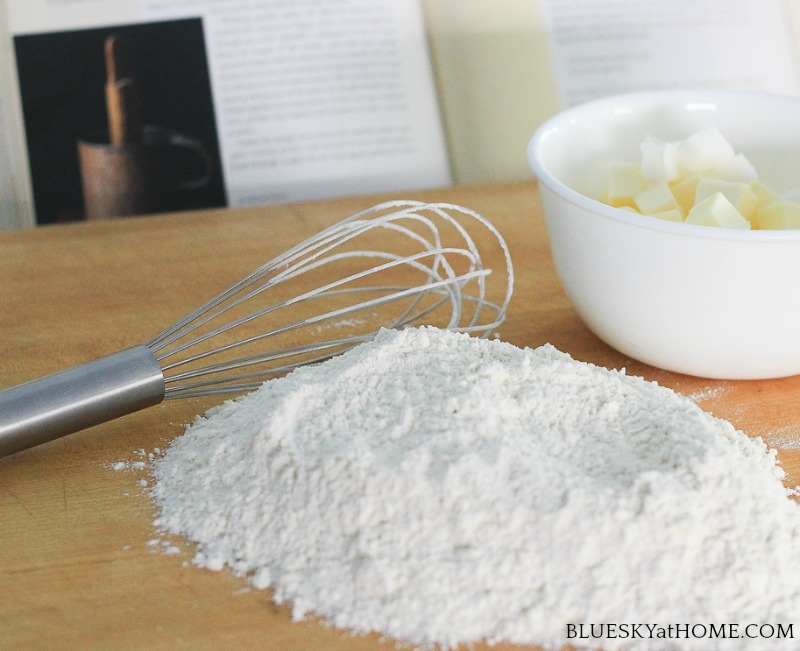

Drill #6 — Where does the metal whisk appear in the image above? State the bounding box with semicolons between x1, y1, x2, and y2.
0;201;513;458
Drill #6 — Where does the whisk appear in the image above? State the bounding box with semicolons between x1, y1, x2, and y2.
0;201;513;458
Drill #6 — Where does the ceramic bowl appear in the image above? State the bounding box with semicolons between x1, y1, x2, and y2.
527;89;800;379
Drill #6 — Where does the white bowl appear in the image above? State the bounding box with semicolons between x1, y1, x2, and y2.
527;90;800;379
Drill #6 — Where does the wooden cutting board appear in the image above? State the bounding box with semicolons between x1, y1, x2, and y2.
2;181;799;650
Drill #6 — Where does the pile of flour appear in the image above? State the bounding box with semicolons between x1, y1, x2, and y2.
150;326;800;650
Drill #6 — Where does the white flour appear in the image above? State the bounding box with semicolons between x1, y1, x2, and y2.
150;326;800;650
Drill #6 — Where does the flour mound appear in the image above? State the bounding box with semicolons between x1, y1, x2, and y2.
151;327;800;650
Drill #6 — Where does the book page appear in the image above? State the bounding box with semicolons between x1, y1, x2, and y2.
138;0;450;206
3;0;450;225
540;0;800;107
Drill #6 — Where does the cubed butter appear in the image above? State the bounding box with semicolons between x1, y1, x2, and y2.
600;127;800;230
753;201;800;230
606;162;650;207
684;192;751;229
677;126;735;173
634;183;681;215
750;181;783;209
694;178;758;220
640;136;681;182
669;174;700;214
709;152;758;183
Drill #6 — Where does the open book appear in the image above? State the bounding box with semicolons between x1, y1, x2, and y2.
0;0;451;228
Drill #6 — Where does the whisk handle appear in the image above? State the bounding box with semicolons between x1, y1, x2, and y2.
0;346;165;459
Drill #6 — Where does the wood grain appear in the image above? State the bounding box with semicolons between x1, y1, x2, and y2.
2;182;799;650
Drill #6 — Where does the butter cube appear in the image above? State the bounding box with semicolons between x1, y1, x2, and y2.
606;162;651;207
670;174;700;214
753;201;800;230
750;181;783;209
634;183;681;215
694;178;758;220
709;152;758;183
677;127;735;173
640;136;681;182
649;209;684;223
684;192;751;229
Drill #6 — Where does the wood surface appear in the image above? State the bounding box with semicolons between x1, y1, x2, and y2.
2;181;800;651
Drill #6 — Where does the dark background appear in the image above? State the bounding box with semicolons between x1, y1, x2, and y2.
14;18;227;224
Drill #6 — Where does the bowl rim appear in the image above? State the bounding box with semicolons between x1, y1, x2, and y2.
528;89;800;242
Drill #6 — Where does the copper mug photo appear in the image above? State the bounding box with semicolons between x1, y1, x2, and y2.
77;124;214;220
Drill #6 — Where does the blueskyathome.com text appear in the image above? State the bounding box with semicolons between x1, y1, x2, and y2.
567;623;794;642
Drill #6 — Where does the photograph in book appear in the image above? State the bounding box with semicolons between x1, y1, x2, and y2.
13;18;227;224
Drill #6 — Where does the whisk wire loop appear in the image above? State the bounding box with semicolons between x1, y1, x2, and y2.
155;247;479;363
148;201;513;397
159;268;487;380
148;214;448;354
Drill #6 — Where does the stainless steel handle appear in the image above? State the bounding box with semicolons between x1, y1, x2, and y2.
0;345;165;458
